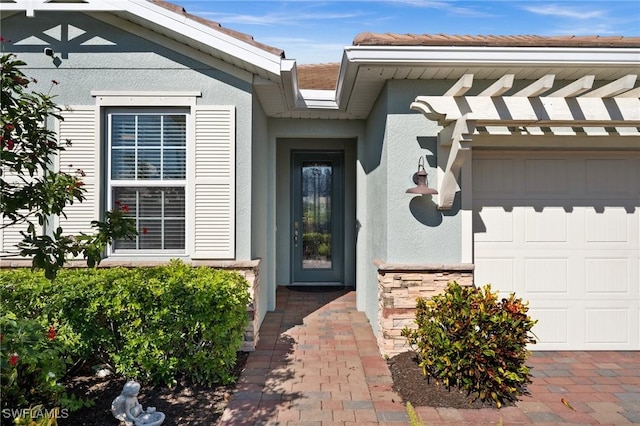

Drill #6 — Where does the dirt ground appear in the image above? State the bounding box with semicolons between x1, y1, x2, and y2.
62;350;510;425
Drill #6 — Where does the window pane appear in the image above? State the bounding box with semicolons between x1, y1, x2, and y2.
138;149;161;180
139;189;162;217
165;220;185;249
113;187;137;216
112;187;185;251
163;148;186;180
164;187;186;217
164;115;186;147
138;115;161;147
139;220;162;249
111;149;136;179
112;115;135;147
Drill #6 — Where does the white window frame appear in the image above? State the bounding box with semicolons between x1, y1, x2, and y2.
93;92;199;258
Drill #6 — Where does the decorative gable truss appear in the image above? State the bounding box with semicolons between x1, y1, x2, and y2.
411;74;640;210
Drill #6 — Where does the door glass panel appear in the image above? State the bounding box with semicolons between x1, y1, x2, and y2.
301;161;332;269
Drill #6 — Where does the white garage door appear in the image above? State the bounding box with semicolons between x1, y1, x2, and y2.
473;151;640;350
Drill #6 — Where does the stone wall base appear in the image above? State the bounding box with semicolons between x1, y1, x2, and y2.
376;260;474;357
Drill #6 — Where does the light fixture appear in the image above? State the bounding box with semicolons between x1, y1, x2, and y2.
406;156;438;195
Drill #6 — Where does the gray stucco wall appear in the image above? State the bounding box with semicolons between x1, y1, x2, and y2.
360;80;465;334
251;93;271;326
384;80;462;264
2;11;255;260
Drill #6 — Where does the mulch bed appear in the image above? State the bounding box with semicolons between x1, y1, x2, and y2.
61;350;515;425
62;352;249;426
387;351;516;409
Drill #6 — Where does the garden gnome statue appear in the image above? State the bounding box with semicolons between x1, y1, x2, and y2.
111;381;165;426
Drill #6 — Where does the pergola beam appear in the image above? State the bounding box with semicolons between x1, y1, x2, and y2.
548;75;594;97
478;74;514;97
444;74;474;97
581;74;637;98
412;95;640;127
513;75;555;97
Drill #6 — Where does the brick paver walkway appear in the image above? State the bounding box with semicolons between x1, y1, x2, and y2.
219;287;640;425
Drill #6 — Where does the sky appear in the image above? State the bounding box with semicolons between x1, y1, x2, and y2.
176;1;640;64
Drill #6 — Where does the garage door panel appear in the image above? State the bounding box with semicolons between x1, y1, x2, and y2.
528;307;569;346
474;207;513;242
524;258;568;293
585;159;633;196
525;207;568;242
525;159;569;194
585;258;630;294
586;207;630;242
473;151;640;350
585;308;630;344
474;258;515;292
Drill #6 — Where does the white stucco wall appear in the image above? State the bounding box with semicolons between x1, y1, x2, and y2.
2;11;255;260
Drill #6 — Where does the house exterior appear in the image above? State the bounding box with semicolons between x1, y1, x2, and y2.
1;0;639;353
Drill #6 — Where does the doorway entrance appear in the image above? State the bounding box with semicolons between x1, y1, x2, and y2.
291;151;344;284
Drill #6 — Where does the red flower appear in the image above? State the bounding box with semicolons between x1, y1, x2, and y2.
47;326;56;341
9;354;18;366
142;227;148;235
115;200;121;206
120;204;130;213
5;124;14;131
6;140;14;150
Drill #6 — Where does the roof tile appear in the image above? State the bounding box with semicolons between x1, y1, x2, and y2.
149;0;284;57
297;63;340;90
353;33;640;48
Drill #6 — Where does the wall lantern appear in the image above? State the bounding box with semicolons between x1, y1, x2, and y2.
406;157;438;195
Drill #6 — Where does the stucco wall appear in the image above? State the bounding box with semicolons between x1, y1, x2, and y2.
385;80;462;264
251;93;271;327
360;85;389;333
360;80;468;335
1;11;255;260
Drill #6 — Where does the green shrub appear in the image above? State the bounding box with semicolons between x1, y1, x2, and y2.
401;282;537;408
0;260;250;396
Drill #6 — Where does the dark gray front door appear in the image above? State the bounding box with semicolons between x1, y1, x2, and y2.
292;151;344;284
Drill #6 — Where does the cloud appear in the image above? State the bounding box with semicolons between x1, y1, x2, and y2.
522;4;605;20
386;0;496;18
195;11;365;27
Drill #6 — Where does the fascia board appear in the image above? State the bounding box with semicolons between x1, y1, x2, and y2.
344;46;640;67
297;90;338;109
280;59;299;109
99;0;282;77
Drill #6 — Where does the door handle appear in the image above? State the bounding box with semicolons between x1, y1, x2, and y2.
294;222;299;246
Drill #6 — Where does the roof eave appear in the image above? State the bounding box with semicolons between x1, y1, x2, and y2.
3;0;284;79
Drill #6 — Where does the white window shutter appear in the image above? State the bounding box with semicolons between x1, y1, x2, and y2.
191;106;235;259
0;166;32;257
55;106;99;237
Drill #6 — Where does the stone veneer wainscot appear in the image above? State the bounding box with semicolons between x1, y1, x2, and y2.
376;259;474;357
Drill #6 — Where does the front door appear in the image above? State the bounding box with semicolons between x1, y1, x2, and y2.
291;151;344;284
